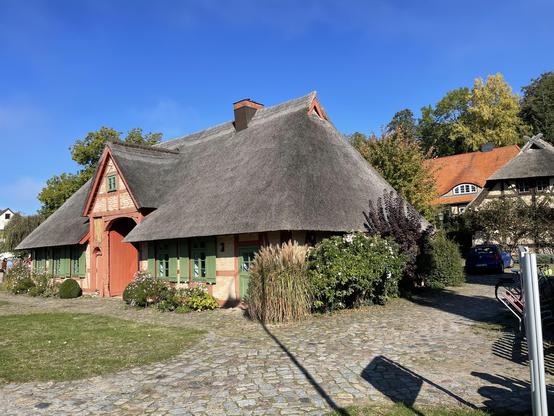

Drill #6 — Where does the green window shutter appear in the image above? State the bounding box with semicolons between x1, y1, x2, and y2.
205;237;216;284
148;241;156;276
78;245;86;277
168;240;178;282
32;250;36;272
61;247;70;277
179;239;189;282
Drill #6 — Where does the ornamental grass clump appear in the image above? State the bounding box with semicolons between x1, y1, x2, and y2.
247;241;311;324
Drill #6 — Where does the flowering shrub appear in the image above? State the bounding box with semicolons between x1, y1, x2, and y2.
28;272;58;297
4;262;34;294
123;272;219;312
123;272;171;307
308;232;407;312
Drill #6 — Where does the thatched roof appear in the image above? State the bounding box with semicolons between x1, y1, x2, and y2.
488;135;554;181
18;92;417;249
16;180;91;249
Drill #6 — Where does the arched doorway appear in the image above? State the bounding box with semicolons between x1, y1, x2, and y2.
108;217;138;296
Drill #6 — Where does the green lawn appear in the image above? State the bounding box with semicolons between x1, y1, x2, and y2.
0;313;203;383
332;404;490;416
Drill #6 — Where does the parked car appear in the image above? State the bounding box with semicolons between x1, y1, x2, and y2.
466;244;511;274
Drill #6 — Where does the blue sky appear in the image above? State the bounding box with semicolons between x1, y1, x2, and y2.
1;0;553;214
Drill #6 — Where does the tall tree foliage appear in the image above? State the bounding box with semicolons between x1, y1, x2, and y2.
387;109;417;138
418;74;529;156
38;127;162;216
0;213;44;252
520;72;554;145
350;128;437;219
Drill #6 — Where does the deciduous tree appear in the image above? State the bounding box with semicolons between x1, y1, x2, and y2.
351;129;437;219
520;72;554;145
38;127;162;216
0;213;44;253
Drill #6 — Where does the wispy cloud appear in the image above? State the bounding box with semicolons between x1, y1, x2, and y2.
129;98;199;138
1;176;44;215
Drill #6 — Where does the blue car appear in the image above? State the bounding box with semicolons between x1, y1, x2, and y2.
466;244;512;274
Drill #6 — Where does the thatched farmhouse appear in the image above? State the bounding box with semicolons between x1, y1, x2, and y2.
471;134;554;208
17;92;403;304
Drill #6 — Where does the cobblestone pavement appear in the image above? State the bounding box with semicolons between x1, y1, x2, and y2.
1;275;553;415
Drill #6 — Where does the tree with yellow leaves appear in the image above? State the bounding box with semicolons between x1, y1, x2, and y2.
450;73;529;150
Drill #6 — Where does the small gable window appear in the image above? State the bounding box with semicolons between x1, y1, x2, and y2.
5;213;10;219
107;175;117;192
453;184;477;195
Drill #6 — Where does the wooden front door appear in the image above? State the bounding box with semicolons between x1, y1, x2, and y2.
108;218;138;296
239;246;257;300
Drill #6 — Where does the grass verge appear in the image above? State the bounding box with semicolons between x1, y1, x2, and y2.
0;312;203;383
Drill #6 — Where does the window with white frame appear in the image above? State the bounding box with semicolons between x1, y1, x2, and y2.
452;184;477;195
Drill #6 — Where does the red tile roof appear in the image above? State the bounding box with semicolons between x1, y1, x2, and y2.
426;145;520;205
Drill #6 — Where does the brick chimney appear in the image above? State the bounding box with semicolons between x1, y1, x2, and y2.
233;99;263;132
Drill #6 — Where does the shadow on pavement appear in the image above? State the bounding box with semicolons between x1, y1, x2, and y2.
361;356;476;413
260;322;349;415
472;371;554;413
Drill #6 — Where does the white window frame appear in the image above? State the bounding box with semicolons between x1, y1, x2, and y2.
452;183;477;195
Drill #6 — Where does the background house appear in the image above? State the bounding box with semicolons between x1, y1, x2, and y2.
472;135;554;207
0;208;14;243
426;145;519;218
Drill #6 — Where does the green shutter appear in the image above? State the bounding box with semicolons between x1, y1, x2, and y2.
78;245;86;277
61;246;70;277
168;240;178;282
32;250;36;272
179;239;189;282
148;241;156;276
205;237;216;284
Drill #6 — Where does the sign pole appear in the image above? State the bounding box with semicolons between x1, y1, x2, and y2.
519;246;548;415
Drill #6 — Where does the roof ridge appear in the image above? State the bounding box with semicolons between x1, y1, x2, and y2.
109;141;179;155
157;91;317;148
427;144;520;161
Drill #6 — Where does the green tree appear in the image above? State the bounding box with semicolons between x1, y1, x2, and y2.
38;127;162;216
0;213;44;253
351;129;437;218
520;72;554;145
418;73;529;156
465;195;554;251
417;87;470;156
387;109;417;138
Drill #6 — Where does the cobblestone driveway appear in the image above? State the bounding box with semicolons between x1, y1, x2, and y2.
1;275;553;415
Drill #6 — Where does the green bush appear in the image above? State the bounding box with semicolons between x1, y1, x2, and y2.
247;241;311;324
156;299;177;312
123;272;171;307
179;287;219;311
30;272;55;297
417;232;465;289
308;233;407;312
12;277;36;294
58;279;82;299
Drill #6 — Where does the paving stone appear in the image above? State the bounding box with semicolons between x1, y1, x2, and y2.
0;274;552;415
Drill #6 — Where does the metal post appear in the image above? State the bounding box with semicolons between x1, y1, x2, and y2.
519;246;548;415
